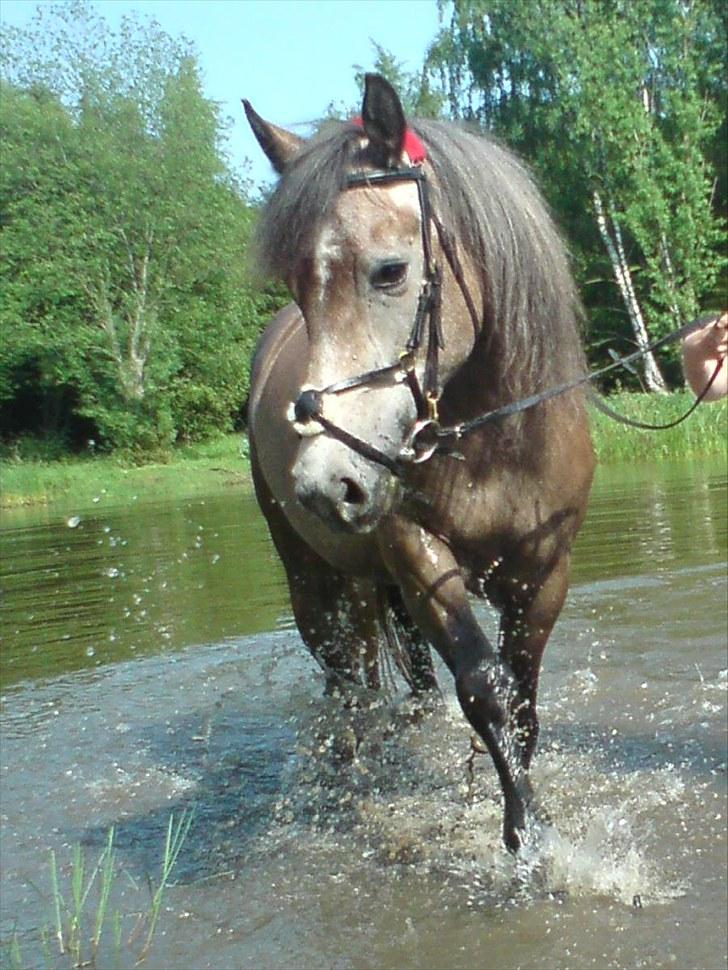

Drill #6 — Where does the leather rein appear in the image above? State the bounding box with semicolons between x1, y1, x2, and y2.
292;162;724;479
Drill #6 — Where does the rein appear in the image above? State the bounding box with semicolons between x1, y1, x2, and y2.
441;317;725;443
292;156;724;476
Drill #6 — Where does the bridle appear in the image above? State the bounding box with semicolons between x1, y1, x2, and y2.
291;156;725;478
292;162;452;476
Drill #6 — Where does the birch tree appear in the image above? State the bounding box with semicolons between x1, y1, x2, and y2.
429;0;726;389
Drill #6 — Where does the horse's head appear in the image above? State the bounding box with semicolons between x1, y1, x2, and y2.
245;76;477;533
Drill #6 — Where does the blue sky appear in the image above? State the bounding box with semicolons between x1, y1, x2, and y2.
1;0;444;190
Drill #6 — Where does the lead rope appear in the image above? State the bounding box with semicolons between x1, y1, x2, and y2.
444;318;726;442
586;357;724;430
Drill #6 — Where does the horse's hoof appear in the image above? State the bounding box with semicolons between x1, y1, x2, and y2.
504;823;525;855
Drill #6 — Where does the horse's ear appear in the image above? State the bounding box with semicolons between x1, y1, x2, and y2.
242;99;304;174
361;73;407;166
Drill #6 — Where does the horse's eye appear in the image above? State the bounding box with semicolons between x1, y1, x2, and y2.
370;261;408;291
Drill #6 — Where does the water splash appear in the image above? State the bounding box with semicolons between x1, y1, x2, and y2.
258;692;687;908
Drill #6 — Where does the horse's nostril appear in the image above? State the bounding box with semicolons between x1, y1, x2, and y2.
341;477;367;505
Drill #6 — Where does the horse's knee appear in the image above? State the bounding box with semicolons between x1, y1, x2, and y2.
455;665;510;729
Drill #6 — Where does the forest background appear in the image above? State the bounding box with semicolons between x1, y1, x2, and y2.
1;0;725;461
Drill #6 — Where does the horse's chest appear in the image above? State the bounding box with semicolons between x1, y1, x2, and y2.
410;462;571;589
411;462;538;541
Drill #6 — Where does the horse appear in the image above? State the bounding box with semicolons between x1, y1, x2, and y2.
243;75;595;852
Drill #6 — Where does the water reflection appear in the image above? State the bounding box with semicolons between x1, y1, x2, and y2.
572;459;726;584
1;493;288;687
1;460;725;689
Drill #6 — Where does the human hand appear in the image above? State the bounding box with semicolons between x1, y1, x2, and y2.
682;311;727;401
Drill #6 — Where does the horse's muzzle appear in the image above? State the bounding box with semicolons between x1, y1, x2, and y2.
294;477;376;533
292;440;396;534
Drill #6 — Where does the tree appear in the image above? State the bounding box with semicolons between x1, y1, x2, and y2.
1;2;282;451
428;0;726;390
355;43;445;119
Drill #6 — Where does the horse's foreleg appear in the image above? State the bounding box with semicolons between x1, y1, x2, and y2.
498;555;570;770
386;587;439;694
378;518;530;852
252;457;382;689
290;571;383;690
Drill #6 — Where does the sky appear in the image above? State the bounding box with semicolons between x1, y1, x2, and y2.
1;0;444;190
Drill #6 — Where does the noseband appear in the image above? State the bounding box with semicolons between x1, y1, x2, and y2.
292;162;456;476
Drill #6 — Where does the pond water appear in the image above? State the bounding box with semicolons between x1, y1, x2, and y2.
1;458;726;970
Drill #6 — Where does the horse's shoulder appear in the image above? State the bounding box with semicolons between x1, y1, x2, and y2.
249;302;307;420
251;303;304;379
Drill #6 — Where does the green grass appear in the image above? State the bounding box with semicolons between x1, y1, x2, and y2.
0;434;252;511
4;809;193;969
1;392;725;512
589;389;727;462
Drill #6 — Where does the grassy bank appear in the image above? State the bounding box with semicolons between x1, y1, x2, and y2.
1;392;725;511
0;435;251;511
588;389;726;462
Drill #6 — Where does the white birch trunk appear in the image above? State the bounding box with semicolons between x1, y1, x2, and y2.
640;82;685;337
659;233;684;329
592;189;667;393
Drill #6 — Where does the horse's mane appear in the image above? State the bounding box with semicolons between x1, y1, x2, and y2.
255;119;586;399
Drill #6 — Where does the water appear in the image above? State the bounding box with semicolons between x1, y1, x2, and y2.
0;493;288;687
1;460;726;969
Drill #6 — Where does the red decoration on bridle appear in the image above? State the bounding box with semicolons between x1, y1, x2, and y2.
350;116;427;165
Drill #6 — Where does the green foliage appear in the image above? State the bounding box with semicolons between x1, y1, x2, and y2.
0;2;285;453
428;0;727;381
355;43;446;118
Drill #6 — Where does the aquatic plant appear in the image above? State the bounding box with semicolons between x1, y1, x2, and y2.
4;808;193;969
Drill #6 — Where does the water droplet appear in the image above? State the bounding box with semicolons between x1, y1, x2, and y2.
86;646;95;657
67;516;81;529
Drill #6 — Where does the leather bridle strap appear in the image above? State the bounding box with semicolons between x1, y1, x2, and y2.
289;163;444;476
298;164;446;414
314;412;403;475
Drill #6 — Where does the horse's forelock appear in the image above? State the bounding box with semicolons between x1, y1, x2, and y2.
255;118;586;398
254;122;362;280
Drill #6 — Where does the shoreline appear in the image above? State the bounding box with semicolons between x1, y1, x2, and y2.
0;435;253;514
1;391;726;513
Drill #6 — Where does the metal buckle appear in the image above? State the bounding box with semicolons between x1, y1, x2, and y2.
401;419;440;464
426;393;439;422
